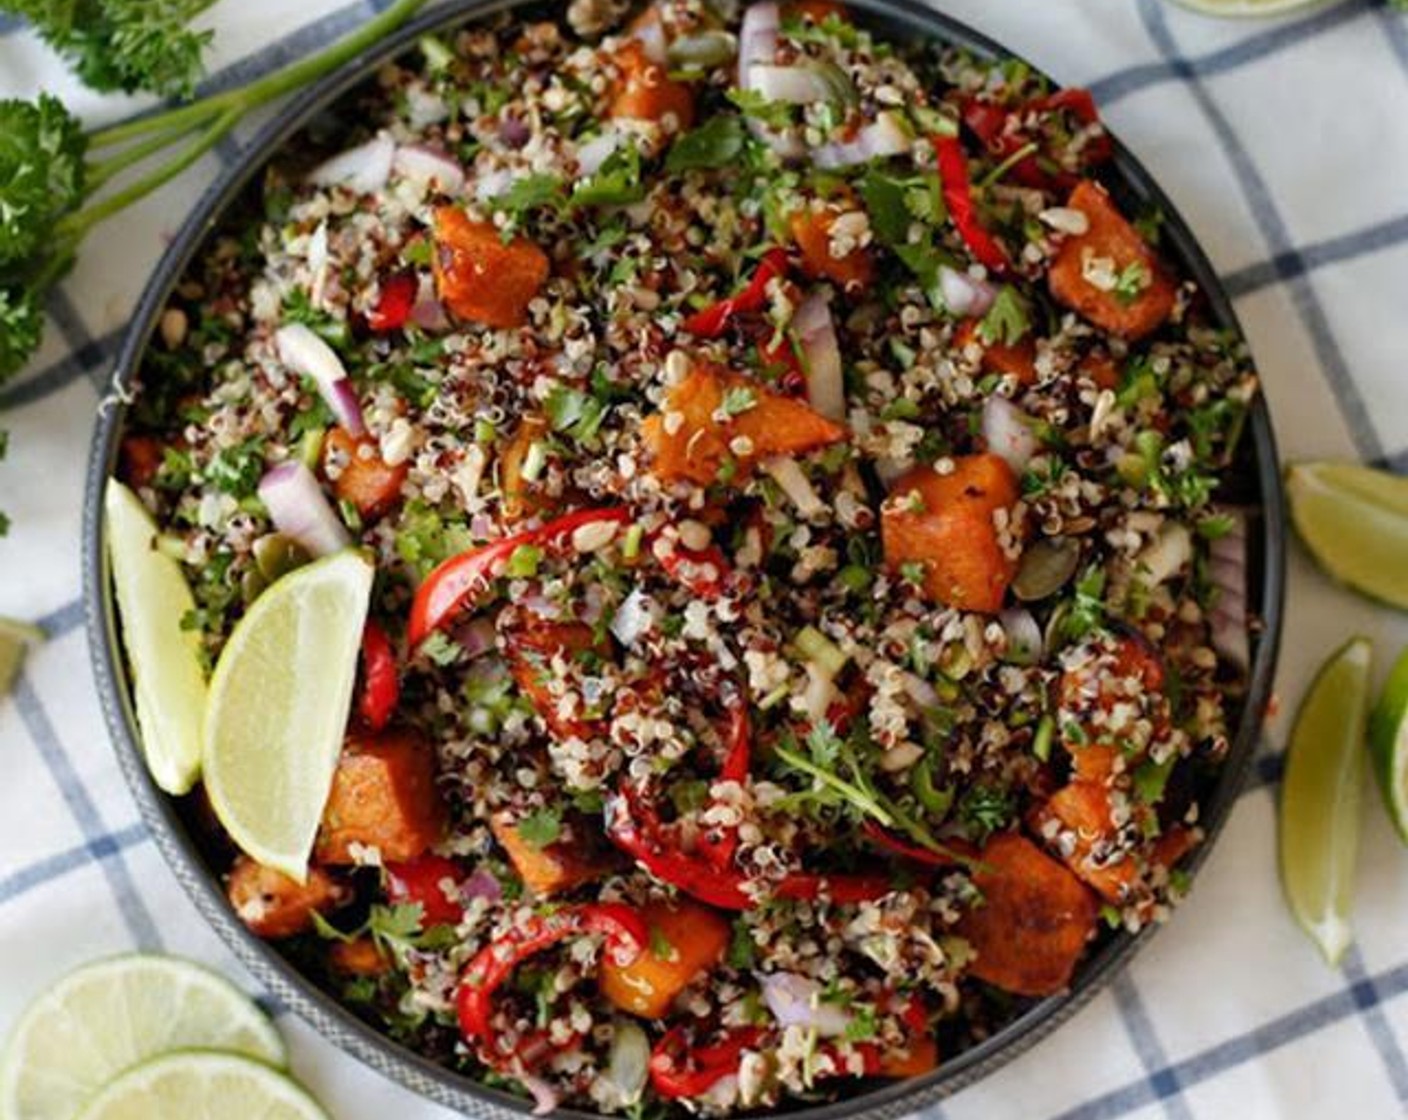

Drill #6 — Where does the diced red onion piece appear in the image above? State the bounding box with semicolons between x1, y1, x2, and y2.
498;113;532;150
461;867;502;903
474;167;519;202
307;132;394;194
812;111;913;169
738;2;780;78
940;265;997;317
982;395;1039;473
406;86;449;129
1209;511;1249;670
761;973;851;1037
519;1072;560;1117
576;130;622;177
900;671;941;710
999;608;1043;665
392;144;466;195
410;274;448;331
451;617;498;661
631;15;668;63
257;462;350;558
749;64;837;104
611;587;655;647
762;457;824;519
793;292;846;422
274;323;364;435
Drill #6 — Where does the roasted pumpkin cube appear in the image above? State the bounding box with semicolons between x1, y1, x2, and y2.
879;1036;939;1078
955;319;1038;386
956;832;1098;997
227;855;346;939
316;728;446;864
643;362;846;486
1028;782;1135;904
323;427;408;519
329;938;392;976
491;811;610;897
1048;180;1176;341
790;203;874;293
432;206;550;329
498;414;548;523
881;453;1021;613
505;622;608;741
600;899;731;1018
609;41;695;130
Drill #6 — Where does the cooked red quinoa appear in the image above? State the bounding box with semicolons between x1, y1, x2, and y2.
120;1;1258;1112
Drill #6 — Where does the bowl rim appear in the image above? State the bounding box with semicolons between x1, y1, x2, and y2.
82;2;1287;1116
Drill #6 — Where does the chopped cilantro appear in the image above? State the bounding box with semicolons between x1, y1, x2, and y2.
957;784;1013;840
978;286;1030;346
545;383;608;443
726;87;795;130
516;807;562;850
571;143;646;208
505;543;543;579
1113;260;1152;306
726;918;757;970
419;630;461;667
666;114;748;172
720;385;758;416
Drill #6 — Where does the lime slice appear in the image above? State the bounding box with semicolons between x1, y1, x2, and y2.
74;1052;326;1120
1368;644;1408;846
1286;461;1408;610
0;616;44;697
203;549;373;881
104;484;208;794
105;480;209;795
0;954;285;1120
1166;0;1343;17
1279;636;1371;966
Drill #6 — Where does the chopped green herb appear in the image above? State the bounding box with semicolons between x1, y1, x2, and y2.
516;807;562;850
978;286;1030;346
666;114;748;172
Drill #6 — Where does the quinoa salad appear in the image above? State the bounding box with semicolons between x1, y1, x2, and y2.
113;0;1261;1114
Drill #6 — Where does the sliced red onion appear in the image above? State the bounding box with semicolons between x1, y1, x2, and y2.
410;274;448;331
257;462;350;557
999;608;1043;666
461;867;503;903
306;221;329;304
762;457;824;519
793;292;845;422
275;323;365;435
406;85;449;129
739;4;805;162
982;395;1039;473
940;265;997;318
307;132;394;194
474;167;519;203
610;587;656;647
668;30;737;68
1135;522;1193;587
761;973;851;1037
518;1072;560;1117
1209;511;1249;670
812;111;913;170
605;1022;650;1104
900;671;941;711
392;144;466;195
576;130;622;178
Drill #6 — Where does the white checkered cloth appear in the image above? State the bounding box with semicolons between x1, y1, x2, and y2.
3;1;1408;1117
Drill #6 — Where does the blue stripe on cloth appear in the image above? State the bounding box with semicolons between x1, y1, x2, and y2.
38;597;84;639
1223;212;1408;298
1136;0;1385;464
10;674;163;951
0;14;19;36
1342;947;1408;1106
0;326;119;411
1053;960;1408;1120
0;824;148;907
1088;0;1373;106
1110;976;1194;1120
44;288;108;393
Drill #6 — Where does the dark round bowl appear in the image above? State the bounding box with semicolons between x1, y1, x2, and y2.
83;2;1287;1116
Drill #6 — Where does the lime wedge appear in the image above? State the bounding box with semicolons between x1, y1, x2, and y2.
1368;644;1408;846
0;616;44;697
203;549;373;881
1279;636;1371;966
1286;461;1408;609
1166;0;1342;17
105;480;209;795
75;1052;326;1120
0;954;285;1120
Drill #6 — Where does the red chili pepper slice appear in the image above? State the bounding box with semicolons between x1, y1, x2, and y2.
385;854;465;926
683;248;791;338
607;790;891;910
758;331;807;396
407;507;632;648
456;903;647;1061
649;1025;769;1099
934;135;1010;275
657;539;731;601
357;620;399;732
960;89;1109;194
367;272;418;332
860;821;976;869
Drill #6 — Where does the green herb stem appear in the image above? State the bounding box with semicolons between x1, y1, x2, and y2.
774;744;895;828
976;141;1040;195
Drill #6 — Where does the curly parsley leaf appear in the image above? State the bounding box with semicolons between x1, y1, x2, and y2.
0;94;87;272
0;285;44;385
2;0;216;99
